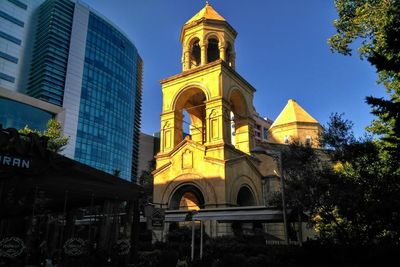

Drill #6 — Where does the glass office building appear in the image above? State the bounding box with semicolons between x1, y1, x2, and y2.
74;13;142;180
0;0;45;92
0;96;53;131
26;0;74;106
1;0;143;181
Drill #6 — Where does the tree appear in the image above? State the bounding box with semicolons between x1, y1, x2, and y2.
320;112;356;160
326;1;400;243
328;0;400;157
322;114;400;244
278;114;400;244
138;159;156;203
19;119;69;153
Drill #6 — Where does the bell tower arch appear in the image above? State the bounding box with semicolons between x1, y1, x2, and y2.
181;2;237;71
154;3;262;212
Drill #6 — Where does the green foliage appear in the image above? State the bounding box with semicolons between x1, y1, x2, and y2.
328;0;400;156
328;0;400;91
18;119;69;153
138;159;156;203
320;112;355;153
327;1;400;243
282;113;400;244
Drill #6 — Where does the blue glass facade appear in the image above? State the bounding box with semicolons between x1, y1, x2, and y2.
74;13;142;180
27;0;74;106
0;97;53;131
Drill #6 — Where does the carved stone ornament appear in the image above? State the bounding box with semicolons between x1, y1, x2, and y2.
182;149;193;169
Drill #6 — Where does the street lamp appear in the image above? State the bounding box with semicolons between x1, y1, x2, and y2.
251;147;289;245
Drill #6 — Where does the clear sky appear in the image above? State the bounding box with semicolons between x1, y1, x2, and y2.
83;0;385;137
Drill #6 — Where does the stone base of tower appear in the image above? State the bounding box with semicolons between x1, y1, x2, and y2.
153;138;263;210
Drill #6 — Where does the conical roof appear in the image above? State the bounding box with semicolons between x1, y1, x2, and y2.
185;2;226;24
270;99;319;128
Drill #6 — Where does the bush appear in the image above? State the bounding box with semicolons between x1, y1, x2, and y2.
220;253;246;267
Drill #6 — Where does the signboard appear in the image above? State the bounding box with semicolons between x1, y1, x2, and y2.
63;238;87;256
0;127;51;175
0;237;25;258
151;208;165;229
0;154;30;169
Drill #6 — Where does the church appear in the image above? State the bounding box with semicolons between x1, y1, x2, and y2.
152;2;322;241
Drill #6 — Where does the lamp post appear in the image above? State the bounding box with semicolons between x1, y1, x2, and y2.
276;151;289;245
251;147;288;245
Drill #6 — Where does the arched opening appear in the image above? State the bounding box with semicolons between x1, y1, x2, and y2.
207;38;219;63
170;184;205;210
190;39;201;68
174;87;207;144
229;89;248;150
234;186;256;235
237;186;255;206
182;110;191;137
226;42;233;66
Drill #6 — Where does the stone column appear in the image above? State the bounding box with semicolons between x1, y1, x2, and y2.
231;51;236;69
160;111;183;153
183;49;190;71
233;116;254;154
200;42;207;66
219;45;226;61
205;98;231;145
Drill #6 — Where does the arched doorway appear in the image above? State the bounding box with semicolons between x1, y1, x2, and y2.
170;184;205;210
237;186;255;206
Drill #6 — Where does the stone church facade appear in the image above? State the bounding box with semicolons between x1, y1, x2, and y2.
152;3;322;239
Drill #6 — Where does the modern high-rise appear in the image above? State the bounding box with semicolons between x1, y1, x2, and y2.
0;0;44;92
0;0;143;181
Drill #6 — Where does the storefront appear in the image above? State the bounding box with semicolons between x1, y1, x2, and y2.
0;126;141;266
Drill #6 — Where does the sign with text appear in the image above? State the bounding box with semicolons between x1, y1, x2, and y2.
0;237;25;258
151;208;165;229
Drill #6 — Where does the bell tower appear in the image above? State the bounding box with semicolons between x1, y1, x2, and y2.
181;2;236;71
154;3;262;213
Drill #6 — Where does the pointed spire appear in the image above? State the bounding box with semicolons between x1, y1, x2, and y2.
185;2;226;25
270;99;319;129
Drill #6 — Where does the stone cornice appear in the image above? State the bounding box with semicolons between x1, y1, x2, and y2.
160;59;256;93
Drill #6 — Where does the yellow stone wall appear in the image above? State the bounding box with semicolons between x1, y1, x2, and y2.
154;59;263;209
268;122;322;147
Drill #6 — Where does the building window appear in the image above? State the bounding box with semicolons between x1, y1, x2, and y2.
0;51;18;63
0;10;25;27
305;135;312;146
284;135;289;144
0;72;15;83
0;31;22;45
263;127;268;140
7;0;28;10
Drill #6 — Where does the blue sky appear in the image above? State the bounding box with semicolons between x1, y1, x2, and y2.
83;0;385;137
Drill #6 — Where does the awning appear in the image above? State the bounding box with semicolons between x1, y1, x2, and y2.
164;206;287;222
